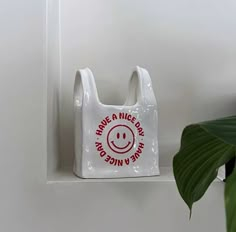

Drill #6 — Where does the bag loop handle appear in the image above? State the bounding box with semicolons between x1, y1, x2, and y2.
125;66;157;106
74;68;99;108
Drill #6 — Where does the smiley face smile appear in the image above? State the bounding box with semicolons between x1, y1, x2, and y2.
111;141;131;149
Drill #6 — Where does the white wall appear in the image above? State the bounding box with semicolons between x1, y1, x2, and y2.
0;0;234;231
57;0;236;170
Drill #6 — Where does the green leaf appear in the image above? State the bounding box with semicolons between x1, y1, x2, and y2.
225;166;236;232
173;116;236;214
201;116;236;145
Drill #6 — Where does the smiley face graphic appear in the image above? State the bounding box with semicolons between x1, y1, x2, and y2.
107;124;135;154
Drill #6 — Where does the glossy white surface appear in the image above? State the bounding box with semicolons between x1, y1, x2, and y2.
74;67;159;178
0;0;235;231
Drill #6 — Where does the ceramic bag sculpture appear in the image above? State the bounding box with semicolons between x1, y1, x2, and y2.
74;66;159;178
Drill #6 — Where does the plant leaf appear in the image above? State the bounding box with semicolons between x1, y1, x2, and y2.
173;116;236;213
201;116;236;145
225;165;236;232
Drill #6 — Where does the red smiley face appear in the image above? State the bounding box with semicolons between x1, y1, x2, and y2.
107;124;135;154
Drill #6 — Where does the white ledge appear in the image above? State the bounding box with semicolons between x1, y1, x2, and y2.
47;167;223;184
47;167;175;183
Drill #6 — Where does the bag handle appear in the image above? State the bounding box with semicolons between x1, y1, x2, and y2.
74;68;99;108
125;66;157;106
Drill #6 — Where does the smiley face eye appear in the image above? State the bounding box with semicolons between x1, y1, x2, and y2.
117;132;120;139
123;133;126;139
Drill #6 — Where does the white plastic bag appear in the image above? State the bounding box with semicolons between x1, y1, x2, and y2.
74;66;159;178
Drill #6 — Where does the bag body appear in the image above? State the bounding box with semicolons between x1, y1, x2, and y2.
74;66;159;178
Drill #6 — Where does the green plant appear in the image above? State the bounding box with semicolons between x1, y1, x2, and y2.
173;116;236;232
